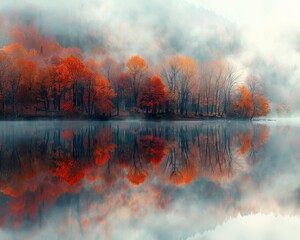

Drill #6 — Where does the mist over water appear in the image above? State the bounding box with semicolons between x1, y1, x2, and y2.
0;120;299;239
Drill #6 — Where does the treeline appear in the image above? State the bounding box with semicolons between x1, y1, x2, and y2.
0;27;270;118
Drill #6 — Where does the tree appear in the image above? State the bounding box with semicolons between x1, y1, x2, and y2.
231;84;270;118
161;55;198;115
247;75;271;119
221;63;240;116
2;43;27;59
2;44;29;115
161;55;181;113
94;76;116;116
177;56;198;115
61;56;86;112
252;95;270;117
138;76;166;115
83;68;97;116
231;85;254;118
51;55;88;113
115;73;131;115
17;60;39;113
126;56;148;107
0;51;11;113
51;61;72;112
100;56;122;83
36;67;52;113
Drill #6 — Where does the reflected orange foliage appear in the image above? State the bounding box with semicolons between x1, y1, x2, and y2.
95;128;116;166
239;132;253;155
127;169;148;185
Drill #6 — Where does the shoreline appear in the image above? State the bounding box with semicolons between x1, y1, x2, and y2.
0;114;274;122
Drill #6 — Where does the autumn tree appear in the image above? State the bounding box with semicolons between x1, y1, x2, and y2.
61;55;86;112
252;95;270;117
231;85;254;118
138;76;166;115
36;67;52;113
100;56;122;83
161;55;198;115
197;61;215;116
126;56;148;108
115;73;131;115
83;68;97;116
2;44;29;115
161;55;181;113
177;56;198;115
51;55;89;113
0;51;11;113
220;63;240;116
94;76;116;116
17;60;39;113
247;75;271;118
50;60;71;112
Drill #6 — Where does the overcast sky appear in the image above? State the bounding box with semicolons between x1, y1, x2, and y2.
187;0;300;60
187;0;300;107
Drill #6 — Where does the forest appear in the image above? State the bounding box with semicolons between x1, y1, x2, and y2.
0;22;271;119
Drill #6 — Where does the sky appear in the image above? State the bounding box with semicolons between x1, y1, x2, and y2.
187;0;300;106
187;0;300;64
0;0;300;111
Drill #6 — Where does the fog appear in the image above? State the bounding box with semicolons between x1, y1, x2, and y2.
1;0;299;113
0;0;241;62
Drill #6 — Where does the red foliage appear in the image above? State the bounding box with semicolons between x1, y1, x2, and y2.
139;136;165;165
127;169;148;185
94;76;116;116
115;73;131;97
138;76;166;114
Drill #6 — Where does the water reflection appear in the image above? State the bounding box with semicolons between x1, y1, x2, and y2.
0;120;296;240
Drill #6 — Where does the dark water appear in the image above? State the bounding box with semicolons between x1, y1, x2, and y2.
0;120;299;240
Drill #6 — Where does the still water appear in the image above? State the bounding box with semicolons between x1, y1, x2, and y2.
0;120;299;240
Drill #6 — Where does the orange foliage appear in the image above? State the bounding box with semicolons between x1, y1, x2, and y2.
239;132;253;155
95;76;116;116
253;95;271;117
95;128;116;165
2;43;27;59
127;168;148;185
126;55;148;77
232;85;271;118
232;85;254;118
169;164;197;186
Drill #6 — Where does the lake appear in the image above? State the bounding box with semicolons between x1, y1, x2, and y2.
0;120;299;240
